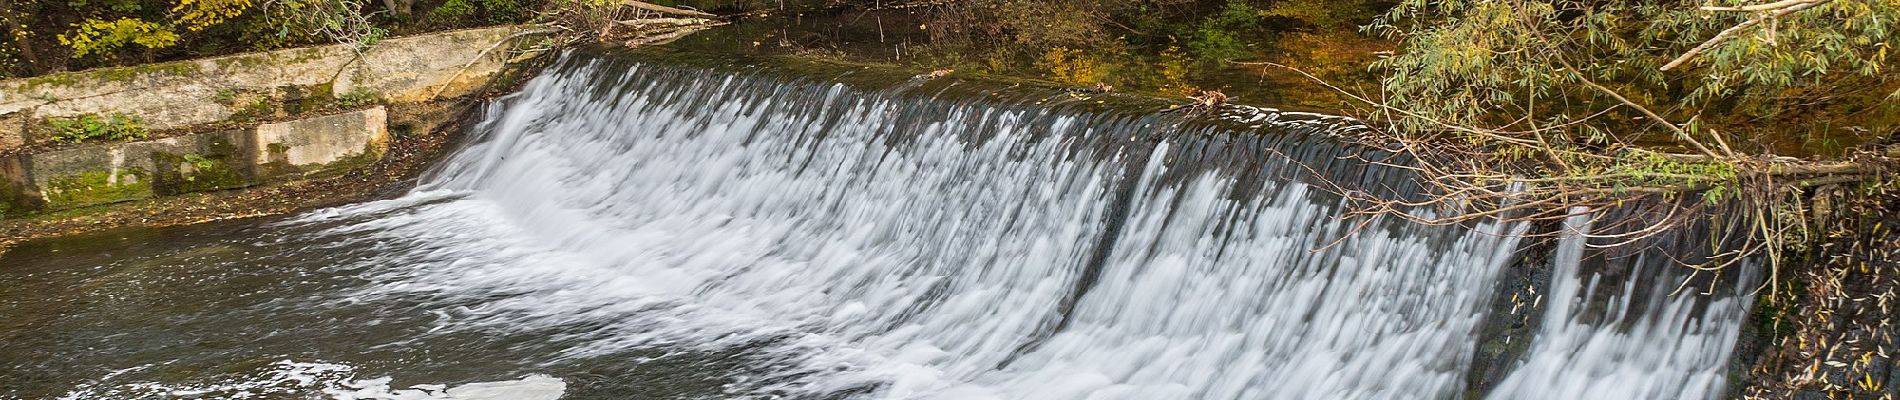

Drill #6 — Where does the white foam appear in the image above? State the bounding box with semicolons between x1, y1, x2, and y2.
57;360;563;400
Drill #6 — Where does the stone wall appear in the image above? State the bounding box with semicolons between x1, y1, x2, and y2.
1;107;387;213
0;26;528;151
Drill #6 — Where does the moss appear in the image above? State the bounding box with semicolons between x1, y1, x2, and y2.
266;142;291;157
211;53;276;71
289;47;333;64
90;62;201;83
210;88;240;106
153;152;252;195
285;82;338;115
19;74;79;91
229;97;277;123
40;169;153;209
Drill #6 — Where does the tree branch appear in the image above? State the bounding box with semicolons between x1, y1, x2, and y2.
616;0;718;18
1661;0;1833;71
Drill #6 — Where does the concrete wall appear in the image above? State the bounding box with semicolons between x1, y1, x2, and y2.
0;26;527;151
254;106;389;173
2;107;387;213
0;26;546;215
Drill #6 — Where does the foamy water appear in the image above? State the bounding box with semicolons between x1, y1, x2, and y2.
30;54;1754;400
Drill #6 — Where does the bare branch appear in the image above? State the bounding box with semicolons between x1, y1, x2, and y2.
615;0;719;18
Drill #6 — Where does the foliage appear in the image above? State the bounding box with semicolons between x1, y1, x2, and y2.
49;0;404;63
1261;0;1372;31
59;18;179;58
1314;0;1900;275
173;0;255;31
1185;0;1260;63
1036;47;1103;85
927;0;1118;51
1155;45;1196;96
432;0;535;24
70;0;148;12
1367;0;1899;153
913;0;1384;100
45;113;149;144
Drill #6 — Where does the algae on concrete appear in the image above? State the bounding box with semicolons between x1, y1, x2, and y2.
154;152;253;195
41;169;153;209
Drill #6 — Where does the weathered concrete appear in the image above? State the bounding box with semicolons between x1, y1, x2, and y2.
0;112;23;150
1;107;388;213
0;26;529;152
255;106;388;177
0;156;32;214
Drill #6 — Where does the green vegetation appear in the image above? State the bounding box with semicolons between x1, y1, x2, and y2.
210;87;239;105
432;0;537;24
1368;0;1897;156
156;152;251;194
41;169;152;208
1317;0;1898;276
821;0;1389;105
45;113;148;144
333;88;378;108
0;0;538;78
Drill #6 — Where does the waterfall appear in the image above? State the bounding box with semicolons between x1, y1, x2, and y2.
283;52;1756;399
1484;209;1756;399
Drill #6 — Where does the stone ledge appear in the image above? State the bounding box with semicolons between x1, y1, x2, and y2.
0;107;388;214
0;26;534;153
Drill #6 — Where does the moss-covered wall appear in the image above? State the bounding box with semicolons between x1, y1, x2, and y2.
0;108;388;214
0;25;532;154
39;169;153;209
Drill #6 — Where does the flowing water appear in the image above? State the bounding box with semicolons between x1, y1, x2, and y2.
0;52;1756;399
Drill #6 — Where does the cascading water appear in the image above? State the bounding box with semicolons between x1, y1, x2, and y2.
3;51;1757;400
1485;208;1758;400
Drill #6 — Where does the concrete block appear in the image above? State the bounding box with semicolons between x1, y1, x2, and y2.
25;143;159;210
1;129;263;212
254;106;388;177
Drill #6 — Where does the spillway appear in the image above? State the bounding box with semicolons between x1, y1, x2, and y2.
0;51;1757;400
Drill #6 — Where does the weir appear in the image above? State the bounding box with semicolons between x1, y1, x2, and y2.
288;52;1760;398
6;50;1759;399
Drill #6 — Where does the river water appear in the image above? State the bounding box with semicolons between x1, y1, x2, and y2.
0;52;1756;399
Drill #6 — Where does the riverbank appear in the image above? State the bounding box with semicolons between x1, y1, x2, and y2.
0;24;558;254
0;101;478;256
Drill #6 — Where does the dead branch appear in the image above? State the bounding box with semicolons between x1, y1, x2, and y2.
622;22;724;47
615;0;718;18
613;17;716;28
1700;0;1827;12
429;28;561;99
